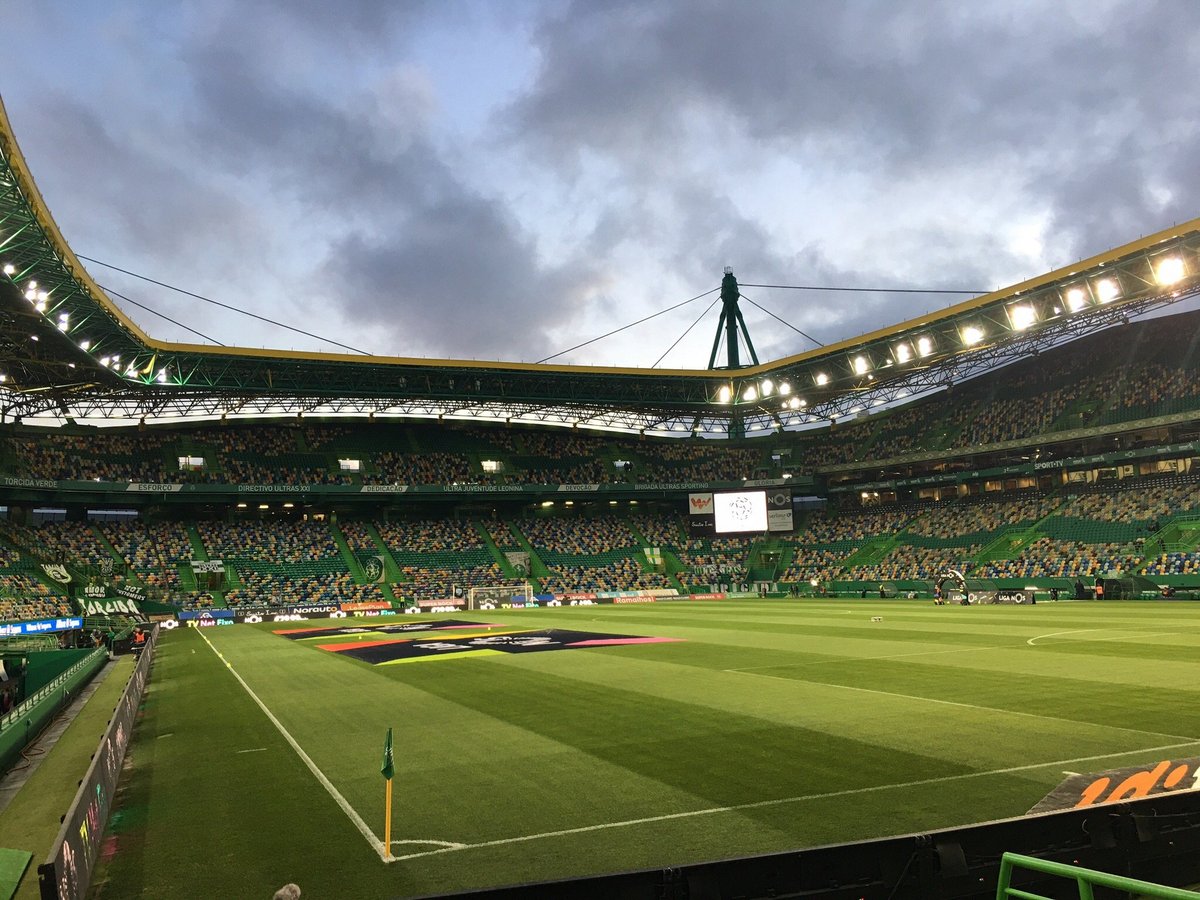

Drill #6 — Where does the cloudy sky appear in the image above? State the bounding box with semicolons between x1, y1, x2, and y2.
3;0;1198;369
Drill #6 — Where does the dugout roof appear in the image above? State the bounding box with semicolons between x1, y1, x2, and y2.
3;94;1200;436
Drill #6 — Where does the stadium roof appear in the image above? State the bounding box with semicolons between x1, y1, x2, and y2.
3;94;1200;436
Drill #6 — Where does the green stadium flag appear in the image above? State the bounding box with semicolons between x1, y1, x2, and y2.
381;727;394;780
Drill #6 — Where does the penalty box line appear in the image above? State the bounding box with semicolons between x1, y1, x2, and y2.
385;738;1200;864
195;628;389;862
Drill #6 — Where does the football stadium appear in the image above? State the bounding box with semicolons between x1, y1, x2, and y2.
4;74;1200;900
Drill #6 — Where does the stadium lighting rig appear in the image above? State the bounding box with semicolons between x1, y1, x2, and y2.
3;94;1200;435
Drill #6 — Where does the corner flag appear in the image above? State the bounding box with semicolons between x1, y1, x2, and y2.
381;727;395;780
382;727;395;859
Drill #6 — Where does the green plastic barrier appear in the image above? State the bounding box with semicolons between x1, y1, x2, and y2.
0;648;106;777
996;851;1200;899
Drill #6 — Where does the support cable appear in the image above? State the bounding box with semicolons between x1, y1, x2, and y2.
98;283;225;346
737;292;825;348
537;287;720;364
652;294;722;368
78;255;368;355
739;282;984;294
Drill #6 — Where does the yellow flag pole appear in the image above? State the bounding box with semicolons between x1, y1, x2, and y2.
384;777;393;859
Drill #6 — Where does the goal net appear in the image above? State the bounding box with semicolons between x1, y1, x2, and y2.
467;582;533;610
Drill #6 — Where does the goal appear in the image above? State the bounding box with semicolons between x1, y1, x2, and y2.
467;582;534;610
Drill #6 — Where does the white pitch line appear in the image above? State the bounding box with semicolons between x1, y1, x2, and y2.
1027;629;1105;646
723;668;1197;742
385;739;1200;863
236;747;268;754
195;628;388;861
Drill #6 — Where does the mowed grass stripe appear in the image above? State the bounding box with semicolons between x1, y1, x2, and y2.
499;644;1183;768
95;601;1200;897
201;625;736;847
91;628;390;900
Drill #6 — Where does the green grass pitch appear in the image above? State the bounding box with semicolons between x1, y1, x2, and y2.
88;600;1200;899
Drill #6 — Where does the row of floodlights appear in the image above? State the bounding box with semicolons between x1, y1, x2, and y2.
3;269;172;384
714;257;1188;405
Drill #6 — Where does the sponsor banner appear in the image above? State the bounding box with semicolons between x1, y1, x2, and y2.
339;601;392;612
80;598;146;620
124;482;184;492
416;597;466;610
39;627;157;900
687;593;728;601
322;628;683;664
612;596;658;604
358;484;410;493
1029;757;1200;814
190;560;225;574
0;616;83;637
556;592;597;601
42;563;72;584
177;609;237;621
766;487;794;532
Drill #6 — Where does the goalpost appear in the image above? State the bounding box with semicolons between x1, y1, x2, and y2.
467;582;533;610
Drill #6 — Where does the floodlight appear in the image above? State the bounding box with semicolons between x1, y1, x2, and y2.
57;313;68;324
79;340;90;351
815;372;829;386
894;342;912;363
779;381;792;395
24;291;35;302
34;301;46;313
760;378;774;396
37;291;48;301
717;385;732;403
100;357;111;367
916;335;934;357
1064;287;1088;312
742;385;758;402
26;281;36;290
1156;257;1185;285
1;264;14;275
1094;278;1120;303
961;325;984;346
57;320;68;332
156;368;168;383
853;355;870;375
0;374;6;383
1009;305;1036;331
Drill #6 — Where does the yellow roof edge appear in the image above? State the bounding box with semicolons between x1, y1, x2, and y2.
5;93;1198;383
0;94;156;344
738;217;1200;376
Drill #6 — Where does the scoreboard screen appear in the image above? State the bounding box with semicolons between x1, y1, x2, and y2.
712;490;768;534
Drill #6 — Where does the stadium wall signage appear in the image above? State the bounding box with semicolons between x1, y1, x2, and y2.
39;627;157;900
189;560;225;574
0;616;83;637
0;477;815;499
1029;757;1200;814
79;598;146;620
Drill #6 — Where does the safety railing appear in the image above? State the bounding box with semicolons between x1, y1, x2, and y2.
0;647;105;732
996;852;1200;899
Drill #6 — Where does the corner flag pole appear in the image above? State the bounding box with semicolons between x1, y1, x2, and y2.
381;727;395;859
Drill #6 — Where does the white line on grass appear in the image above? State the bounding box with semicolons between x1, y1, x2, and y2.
724;667;1197;742
384;739;1200;863
194;628;389;861
236;747;268;754
1027;629;1105;645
